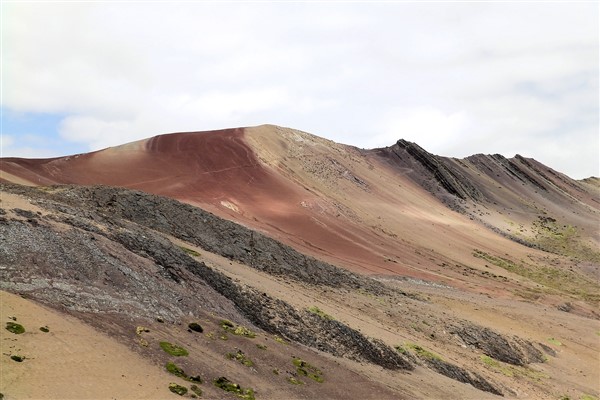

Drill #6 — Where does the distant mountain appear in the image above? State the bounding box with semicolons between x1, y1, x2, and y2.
1;125;599;399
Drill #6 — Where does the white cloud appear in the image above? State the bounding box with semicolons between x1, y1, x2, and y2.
374;108;471;150
3;2;598;178
1;134;61;159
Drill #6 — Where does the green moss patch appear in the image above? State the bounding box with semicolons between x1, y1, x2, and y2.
6;322;25;334
227;350;254;367
179;246;201;257
581;394;599;400
480;355;513;377
190;384;202;397
220;320;235;330
547;337;562;346
292;358;324;383
273;335;287;345
166;362;202;383
166;362;187;379
220;320;256;338
233;326;256;338
406;343;442;361
394;345;407;354
307;306;334;321
480;355;548;380
168;383;188;396
213;377;255;400
159;341;189;357
287;376;304;385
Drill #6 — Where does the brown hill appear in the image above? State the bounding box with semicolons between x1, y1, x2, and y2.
2;125;598;287
1;125;599;399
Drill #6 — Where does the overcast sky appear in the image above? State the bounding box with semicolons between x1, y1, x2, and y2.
2;2;598;179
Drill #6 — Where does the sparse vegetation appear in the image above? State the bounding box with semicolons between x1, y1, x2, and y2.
531;217;600;263
480;355;513;377
10;355;24;362
292;358;324;383
213;377;255;400
227;349;254;367
307;306;334;321
233;326;256;338
473;249;600;303
39;326;49;333
179;246;201;257
256;343;267;350
168;382;188;396
480;355;548;380
190;384;202;397
394;345;407;354
547;337;562;346
406;343;442;361
160;341;189;356
220;319;235;330
273;335;287;344
166;362;203;383
166;362;187;379
219;319;256;338
581;394;599;400
136;326;150;335
287;376;304;385
6;322;25;334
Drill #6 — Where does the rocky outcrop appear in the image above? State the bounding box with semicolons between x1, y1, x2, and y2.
451;323;545;366
422;358;503;396
0;183;412;371
393;139;482;201
38;185;388;295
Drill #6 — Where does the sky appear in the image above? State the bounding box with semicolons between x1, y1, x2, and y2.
2;1;598;179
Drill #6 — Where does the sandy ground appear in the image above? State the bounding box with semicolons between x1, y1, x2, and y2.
0;291;174;400
170;236;599;400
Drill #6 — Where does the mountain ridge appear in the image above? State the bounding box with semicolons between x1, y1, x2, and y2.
1;124;599;399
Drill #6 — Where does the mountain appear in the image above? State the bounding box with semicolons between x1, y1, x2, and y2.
1;125;598;400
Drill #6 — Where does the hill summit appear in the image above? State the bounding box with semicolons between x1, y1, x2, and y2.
1;125;598;399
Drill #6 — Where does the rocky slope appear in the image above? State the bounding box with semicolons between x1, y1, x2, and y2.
1;125;599;399
373;139;600;262
1;183;598;399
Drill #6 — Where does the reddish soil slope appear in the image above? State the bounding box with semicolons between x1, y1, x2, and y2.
2;125;599;399
1;125;598;303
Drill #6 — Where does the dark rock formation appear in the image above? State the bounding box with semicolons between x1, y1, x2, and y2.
451;324;545;366
0;183;412;371
422;358;503;396
39;185;387;295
